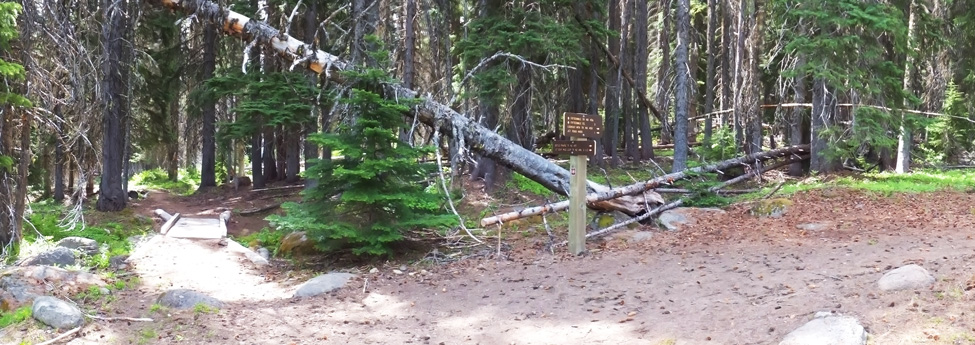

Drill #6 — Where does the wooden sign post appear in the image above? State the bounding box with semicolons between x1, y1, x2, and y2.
554;113;602;255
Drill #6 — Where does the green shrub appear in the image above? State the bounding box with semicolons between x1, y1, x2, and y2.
24;202;152;268
506;173;552;197
268;49;456;256
0;306;32;328
697;127;738;162
234;227;285;254
130;168;200;195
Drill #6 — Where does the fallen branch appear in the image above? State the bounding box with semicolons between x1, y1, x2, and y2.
239;204;281;215
37;326;82;345
86;314;154;322
653;188;758;194
481;145;810;226
575;154;807;242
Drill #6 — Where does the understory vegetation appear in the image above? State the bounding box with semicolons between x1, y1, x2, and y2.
23;201;153;268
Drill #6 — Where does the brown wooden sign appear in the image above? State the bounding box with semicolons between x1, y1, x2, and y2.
552;140;596;156
563;112;603;139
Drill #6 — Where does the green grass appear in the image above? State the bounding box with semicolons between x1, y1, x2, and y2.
0;306;32;328
23;201;153;269
130;168;201;196
138;328;158;345
193;303;219;314
506;173;553;197
233;227;285;255
148;303;164;313
739;169;975;200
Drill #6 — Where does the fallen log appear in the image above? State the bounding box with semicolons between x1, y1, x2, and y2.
150;0;657;217
578;154;809;241
481;144;810;226
653;188;758;194
240;203;281;216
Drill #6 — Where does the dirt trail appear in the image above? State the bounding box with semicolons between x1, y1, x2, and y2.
32;189;975;345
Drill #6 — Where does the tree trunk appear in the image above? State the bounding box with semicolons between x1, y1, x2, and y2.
635;0;653;160
54;131;65;202
97;0;130;212
672;0;691;172
703;0;718;145
621;0;637;160
896;0;918;174
285;126;300;183
720;0;734;129
654;0;673;145
262;126;276;181
152;0;660;215
275;126;286;181
251;126;265;189
746;0;764;154
810;78;837;173
199;22;218;188
303;1;319;189
604;0;622;166
788;57;807;176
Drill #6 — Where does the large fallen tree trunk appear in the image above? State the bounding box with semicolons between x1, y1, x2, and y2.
579;154;809;242
481;144;810;226
148;0;657;216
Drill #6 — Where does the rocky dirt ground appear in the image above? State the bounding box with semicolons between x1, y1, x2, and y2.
6;187;975;345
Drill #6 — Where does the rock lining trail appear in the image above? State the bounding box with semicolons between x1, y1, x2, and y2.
6;188;975;344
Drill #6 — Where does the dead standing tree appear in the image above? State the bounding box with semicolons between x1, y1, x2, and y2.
147;0;659;216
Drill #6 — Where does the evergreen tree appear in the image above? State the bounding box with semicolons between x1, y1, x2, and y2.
0;2;30;255
269;65;456;256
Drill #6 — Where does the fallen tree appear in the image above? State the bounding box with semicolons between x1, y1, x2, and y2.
148;0;657;216
481;144;810;226
577;153;808;242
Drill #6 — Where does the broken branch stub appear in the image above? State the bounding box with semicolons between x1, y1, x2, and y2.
148;0;660;216
481;145;811;227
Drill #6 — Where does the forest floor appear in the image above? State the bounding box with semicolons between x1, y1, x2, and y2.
11;182;975;345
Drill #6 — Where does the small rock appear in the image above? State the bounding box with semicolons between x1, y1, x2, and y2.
278;231;317;257
225;240;268;267
23;248;76;267
219;210;232;223
779;313;866;345
57;237;99;256
657;207;725;231
157;289;223;309
256;247;270;260
751;198;793;218
591;211;638;230
99;287;111;296
393;269;404;275
32;296;84;329
217;238;228;246
630;231;654;243
878;264;935;291
108;255;129;270
294;273;356;298
369;267;379;274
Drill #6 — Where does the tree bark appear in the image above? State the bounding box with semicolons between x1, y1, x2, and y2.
151;0;659;215
251;125;265;189
673;0;691;172
703;0;718;145
720;0;734;129
788;57;807;176
199;22;218;188
654;0;673;145
97;0;130;212
54;131;65;202
635;0;653;160
603;0;622;166
896;0;918;174
810;78;837;173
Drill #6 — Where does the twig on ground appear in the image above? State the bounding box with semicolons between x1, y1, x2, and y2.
86;314;154;322
37;326;82;345
541;203;555;255
762;181;786;199
240;203;281;215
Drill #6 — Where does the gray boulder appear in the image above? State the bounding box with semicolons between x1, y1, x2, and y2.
658;207;725;231
57;237;99;256
630;231;654;243
32;296;84;329
780;313;866;345
294;273;355;298
878;264;935;291
256;247;271;260
24;247;76;267
157;289;223;309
